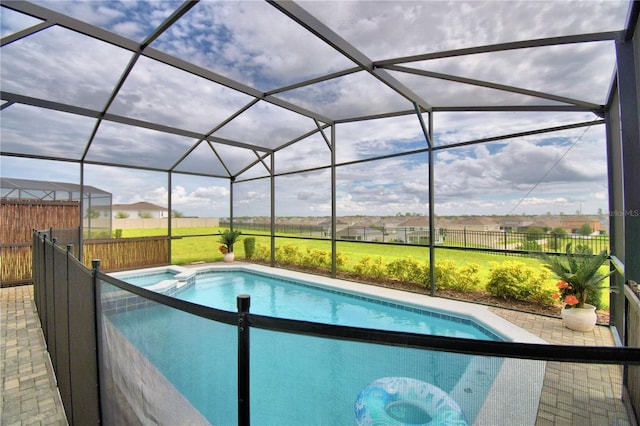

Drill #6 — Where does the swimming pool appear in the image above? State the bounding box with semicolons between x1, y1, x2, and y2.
176;269;500;340
106;264;546;425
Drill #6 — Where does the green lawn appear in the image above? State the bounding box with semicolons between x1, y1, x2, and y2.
121;226;543;278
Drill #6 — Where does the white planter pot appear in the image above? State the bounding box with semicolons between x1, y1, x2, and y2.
223;252;235;262
561;303;597;332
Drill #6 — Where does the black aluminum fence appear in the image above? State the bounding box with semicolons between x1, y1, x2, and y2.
32;232;100;425
32;230;640;425
224;222;609;255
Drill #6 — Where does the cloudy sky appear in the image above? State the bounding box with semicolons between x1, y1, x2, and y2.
0;0;630;218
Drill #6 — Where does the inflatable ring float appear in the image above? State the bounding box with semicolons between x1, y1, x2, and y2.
355;377;467;425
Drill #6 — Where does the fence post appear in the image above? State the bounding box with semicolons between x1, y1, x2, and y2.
91;259;103;423
42;234;49;343
237;294;251;426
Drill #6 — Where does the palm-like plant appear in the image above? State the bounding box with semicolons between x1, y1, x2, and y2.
539;243;612;308
218;229;242;253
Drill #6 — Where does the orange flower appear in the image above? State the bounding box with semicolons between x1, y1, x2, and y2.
556;281;569;289
564;295;579;306
219;245;228;254
553;293;560;300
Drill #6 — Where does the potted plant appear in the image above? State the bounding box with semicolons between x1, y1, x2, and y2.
539;243;612;332
218;229;241;262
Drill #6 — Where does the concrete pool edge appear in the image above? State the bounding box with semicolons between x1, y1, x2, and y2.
190;263;547;426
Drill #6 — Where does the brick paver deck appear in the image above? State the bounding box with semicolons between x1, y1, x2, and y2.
1;286;67;425
490;308;630;426
0;286;632;425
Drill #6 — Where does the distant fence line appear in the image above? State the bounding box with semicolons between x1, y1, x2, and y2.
223;222;610;254
112;217;220;229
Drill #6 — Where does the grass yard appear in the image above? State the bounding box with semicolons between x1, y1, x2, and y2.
121;226;546;280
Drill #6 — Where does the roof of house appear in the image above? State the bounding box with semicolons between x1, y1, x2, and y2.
112;202;167;211
1;177;110;197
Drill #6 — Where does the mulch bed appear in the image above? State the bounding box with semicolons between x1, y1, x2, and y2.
256;261;611;325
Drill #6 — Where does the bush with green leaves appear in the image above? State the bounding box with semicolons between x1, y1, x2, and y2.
451;263;482;292
585;288;606;310
301;248;331;268
486;261;554;305
275;244;301;264
253;244;270;262
354;256;387;279
516;240;542;251
243;237;256;259
428;260;481;292
335;252;348;268
386;257;427;285
430;260;456;289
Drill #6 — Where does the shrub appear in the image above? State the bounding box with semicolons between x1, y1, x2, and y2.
429;261;480;292
354;256;386;279
386;257;427;285
335;252;348;268
586;288;606;310
254;244;270;262
113;229;123;238
486;261;554;305
452;263;481;292
431;260;457;290
516;240;542;251
301;249;331;268
275;244;301;264
243;237;256;259
525;227;545;240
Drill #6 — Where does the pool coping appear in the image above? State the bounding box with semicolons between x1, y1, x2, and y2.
110;263;547;425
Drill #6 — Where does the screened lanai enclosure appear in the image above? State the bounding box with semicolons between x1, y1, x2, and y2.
2;0;640;425
2;0;639;313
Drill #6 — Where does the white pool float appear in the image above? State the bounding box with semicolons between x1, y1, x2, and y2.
355;377;467;425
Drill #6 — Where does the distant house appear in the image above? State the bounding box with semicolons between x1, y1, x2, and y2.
336;226;384;242
560;216;602;234
318;218;350;236
499;218;534;232
440;216;501;232
112;202;168;219
395;217;443;244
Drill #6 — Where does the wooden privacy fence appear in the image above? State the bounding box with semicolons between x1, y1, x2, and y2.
1;199;81;286
1;199;80;244
1;236;170;286
0;243;32;285
82;237;170;272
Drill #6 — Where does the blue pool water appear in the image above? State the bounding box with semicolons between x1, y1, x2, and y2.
106;269;503;425
178;270;499;340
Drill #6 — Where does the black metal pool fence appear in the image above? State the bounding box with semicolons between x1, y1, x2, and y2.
222;221;610;254
32;231;640;425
